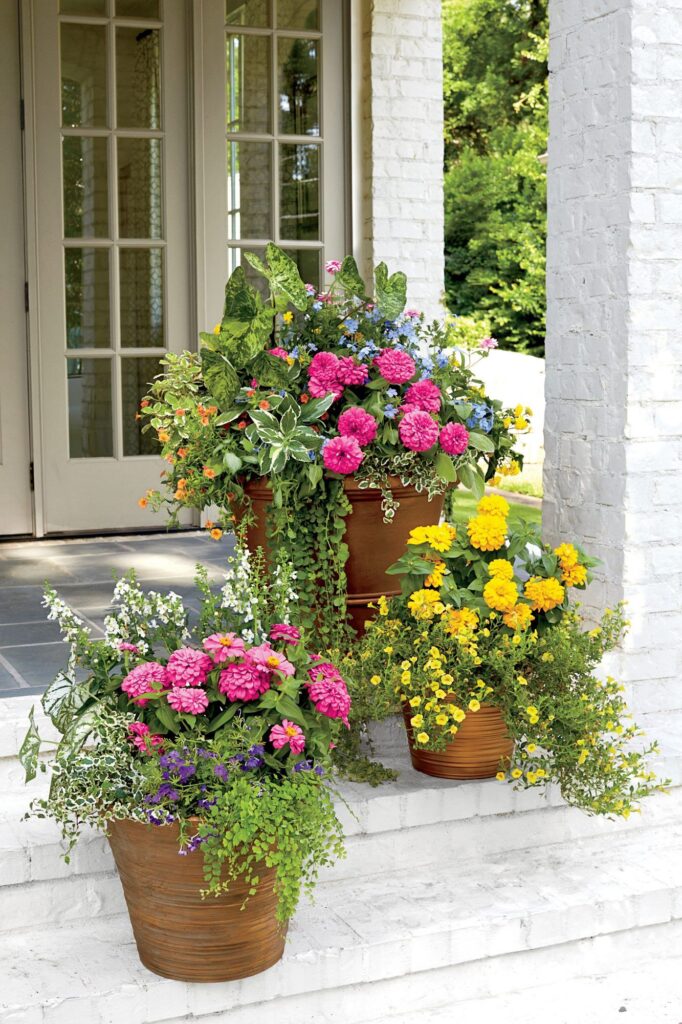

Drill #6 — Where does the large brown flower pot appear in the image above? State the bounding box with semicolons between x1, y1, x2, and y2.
107;819;286;983
402;702;514;780
242;476;446;636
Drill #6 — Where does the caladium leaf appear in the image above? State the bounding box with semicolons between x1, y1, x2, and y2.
375;261;407;320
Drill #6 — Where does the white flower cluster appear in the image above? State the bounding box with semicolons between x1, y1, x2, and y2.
43;589;89;643
220;547;257;640
219;547;299;642
104;575;188;654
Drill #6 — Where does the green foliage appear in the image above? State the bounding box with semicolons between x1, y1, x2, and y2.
443;0;548;355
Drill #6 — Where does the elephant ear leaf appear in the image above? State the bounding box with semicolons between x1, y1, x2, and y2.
19;705;41;782
374;262;407;321
218;266;275;365
221;266;262;329
264;243;308;310
201;349;241;409
336;255;367;300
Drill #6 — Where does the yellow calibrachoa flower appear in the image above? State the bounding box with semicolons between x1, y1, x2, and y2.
407;523;457;553
443;607;479;636
410;714;424;729
502;604;533;631
467;514;507;552
483;578;518;613
468;699;481;712
408;589;445;620
370;675;381;686
451;706;466;723
554;543;578;567
511;768;523;779
377;595;389;616
496;771;506;781
409;696;422;707
524;576;565;612
562;563;588;588
416;732;430;744
488;559;514;581
436;713;449;726
476;495;510;518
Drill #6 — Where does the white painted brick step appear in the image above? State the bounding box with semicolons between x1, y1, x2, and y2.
2;823;682;1024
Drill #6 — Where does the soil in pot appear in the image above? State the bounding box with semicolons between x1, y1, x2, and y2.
402;702;514;780
108;818;286;983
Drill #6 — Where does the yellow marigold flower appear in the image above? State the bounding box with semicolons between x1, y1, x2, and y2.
483;578;518;613
488;559;514;581
495;771;506;781
370;675;381;686
524;576;565;613
467;514;507;552
511;768;523;779
451;706;466;723
502;604;533;631
468;699;481;712
407;524;456;552
477;495;510;518
436;713;449;726
416;732;430;745
562;563;588;588
410;714;424;729
443;607;479;636
554;543;578;568
408;589;444;620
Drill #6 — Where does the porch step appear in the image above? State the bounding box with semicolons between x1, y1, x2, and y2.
2;823;682;1024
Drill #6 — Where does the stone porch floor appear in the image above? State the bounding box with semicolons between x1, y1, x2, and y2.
0;531;235;699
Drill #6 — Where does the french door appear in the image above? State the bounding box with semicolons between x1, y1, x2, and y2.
24;0;192;533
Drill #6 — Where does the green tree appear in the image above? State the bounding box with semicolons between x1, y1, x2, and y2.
443;0;548;355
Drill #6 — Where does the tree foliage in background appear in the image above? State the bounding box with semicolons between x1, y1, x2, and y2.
443;0;548;355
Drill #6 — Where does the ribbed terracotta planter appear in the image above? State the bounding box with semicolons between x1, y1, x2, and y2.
402;702;514;780
107;819;286;983
242;476;446;636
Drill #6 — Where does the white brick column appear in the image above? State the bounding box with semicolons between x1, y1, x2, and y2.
545;0;682;714
358;0;444;318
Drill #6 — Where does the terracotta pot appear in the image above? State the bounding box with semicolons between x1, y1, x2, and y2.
242;476;446;636
402;702;514;780
107;819;286;983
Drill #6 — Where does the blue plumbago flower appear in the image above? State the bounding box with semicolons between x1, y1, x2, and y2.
308;450;316;462
312;301;322;311
467;402;494;434
384;404;397;419
307;342;318;353
386;388;398;398
436;352;450;368
279;389;286;397
344;317;359;333
290;345;300;358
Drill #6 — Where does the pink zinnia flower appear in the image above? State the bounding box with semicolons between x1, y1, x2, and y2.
127;722;163;754
307;663;351;728
325;259;342;274
121;662;168;705
268;346;289;360
308;352;344;400
479;336;498;350
405;379;441;413
336;356;369;386
323;436;364;474
338;407;378;447
246;643;295;677
440;421;470;456
203;633;246;664
398;409;439;452
166;647;214;688
269;624;301;646
269;719;306;754
374;349;416;385
118;642;139;654
167;686;209;715
218;661;271;701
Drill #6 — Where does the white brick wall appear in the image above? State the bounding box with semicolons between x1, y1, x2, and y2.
359;0;445;318
546;0;682;713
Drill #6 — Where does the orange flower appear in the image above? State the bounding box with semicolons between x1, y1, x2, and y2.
246;389;256;399
237;421;246;430
227;492;236;501
137;497;148;508
200;416;209;426
177;447;187;459
210;528;223;540
259;400;270;410
205;520;215;529
157;430;170;444
174;408;186;418
300;394;310;404
206;405;218;416
203;467;216;479
164;455;175;465
140;399;150;409
174;489;186;500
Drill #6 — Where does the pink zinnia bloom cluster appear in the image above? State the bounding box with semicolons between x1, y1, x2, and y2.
338;407;378;447
404;379;441;413
479;336;498;350
268;346;289;360
218;661;271;701
270;624;301;646
308;352;344;400
269;719;306;754
325;259;342;274
307;662;351;728
203;633;246;664
337;356;369;386
127;722;163;754
166;647;214;687
398;409;439;452
374;348;416;385
118;642;139;654
167;686;209;715
121;662;168;705
439;422;469;456
323;436;364;475
247;643;295;677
